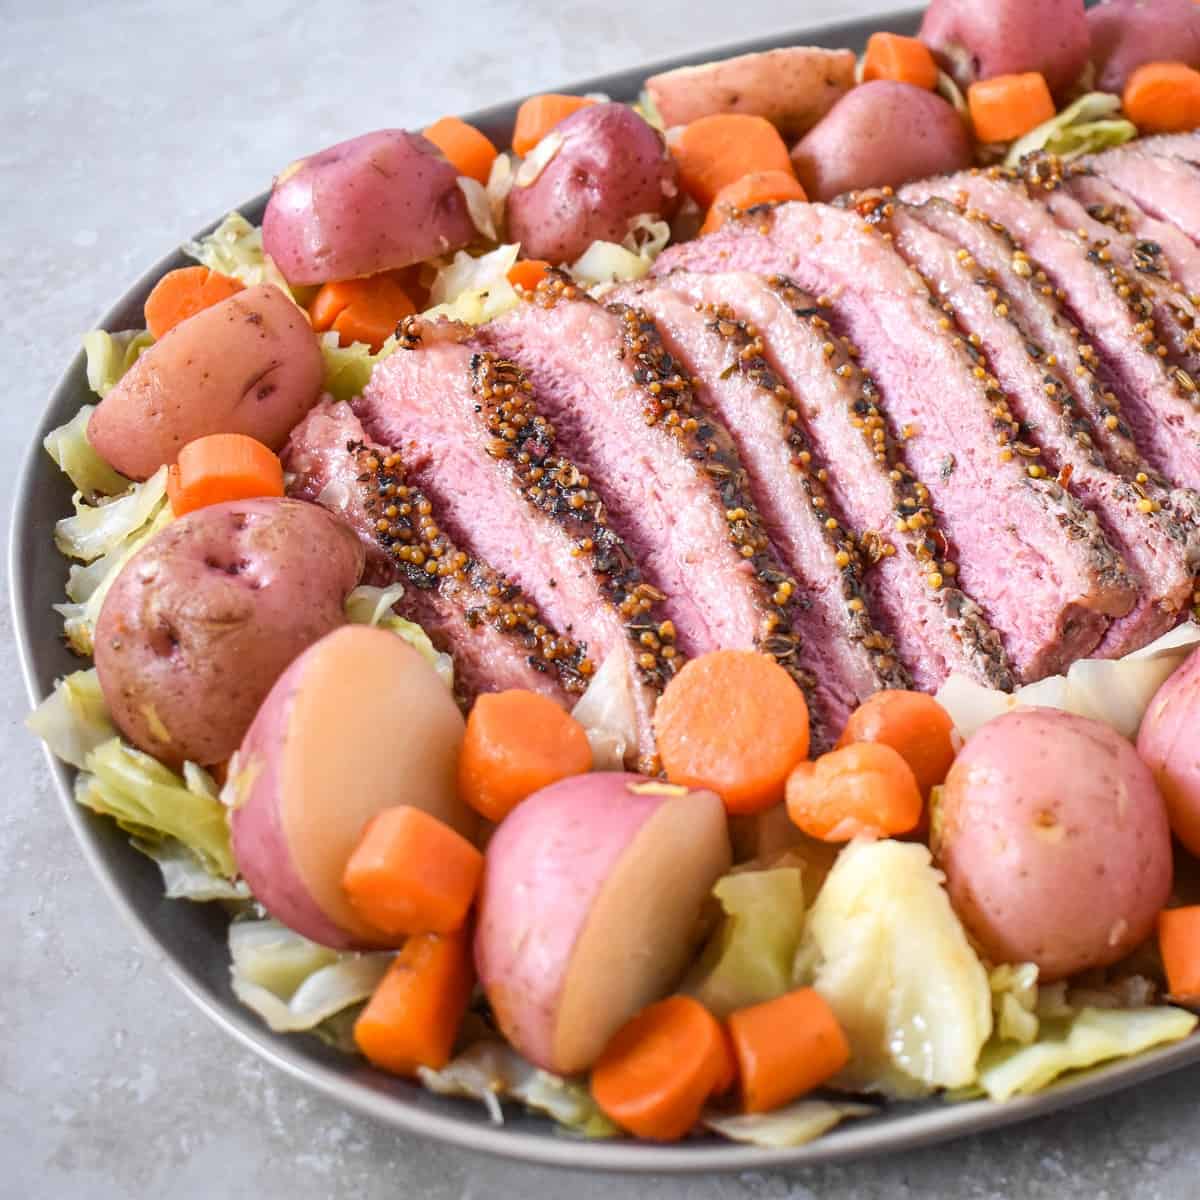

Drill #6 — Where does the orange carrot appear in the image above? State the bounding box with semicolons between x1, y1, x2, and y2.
654;649;810;815
591;996;735;1140
507;259;553;291
1124;63;1200;135
308;272;416;351
837;689;957;795
423;115;499;184
143;266;244;339
672;114;796;208
1158;907;1200;1001
512;94;596;156
862;32;939;90
354;931;474;1076
967;72;1056;144
701;170;808;234
342;806;484;937
727;987;850;1114
166;433;284;517
457;690;593;822
786;741;923;842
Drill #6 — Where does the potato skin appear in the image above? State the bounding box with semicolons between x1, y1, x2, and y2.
88;284;322;481
938;708;1172;981
790;82;971;202
94;497;364;767
262;129;476;285
1088;0;1200;94
506;103;679;264
1138;648;1200;857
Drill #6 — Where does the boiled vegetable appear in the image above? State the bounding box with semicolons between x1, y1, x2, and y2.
166;433;284;517
143;265;244;339
672;114;794;208
837;688;957;795
1138;646;1200;856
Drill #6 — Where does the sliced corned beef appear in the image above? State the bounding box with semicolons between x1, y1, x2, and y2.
619;271;1015;692
884;200;1194;655
355;318;678;769
283;399;574;706
480;281;854;744
656;201;1135;679
1086;143;1200;243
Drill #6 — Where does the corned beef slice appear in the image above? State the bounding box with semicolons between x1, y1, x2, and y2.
656;201;1133;680
1087;139;1200;243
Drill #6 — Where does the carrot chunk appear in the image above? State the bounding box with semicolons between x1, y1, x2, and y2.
591;996;735;1140
862;32;939;90
1124;63;1200;135
786;741;923;842
1158;907;1200;1001
308;272;416;351
512;94;596;156
457;690;593;822
727;987;850;1114
967;72;1056;144
507;259;553;292
672;114;796;208
654;649;810;815
354;931;474;1076
701;169;808;234
423;115;499;184
836;689;957;795
342;806;484;937
143;266;244;339
166;433;284;517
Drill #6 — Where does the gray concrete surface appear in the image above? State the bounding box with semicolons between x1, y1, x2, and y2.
4;1;1199;1196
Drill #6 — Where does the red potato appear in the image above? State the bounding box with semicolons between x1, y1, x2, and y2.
475;774;731;1074
645;46;857;139
1138;647;1200;857
262;129;476;286
919;0;1090;96
1088;0;1200;94
506;103;679;265
938;709;1172;982
230;625;476;949
95;498;363;768
88;285;322;481
790;81;972;202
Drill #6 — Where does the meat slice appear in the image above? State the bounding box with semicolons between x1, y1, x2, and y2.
283;400;575;706
354;319;679;769
904;169;1200;489
657;201;1135;679
617;272;1014;692
884;200;1195;655
608;279;914;698
480;282;856;744
1085;141;1200;243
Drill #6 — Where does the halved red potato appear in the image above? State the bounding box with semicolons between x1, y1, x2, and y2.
475;774;731;1074
229;625;476;949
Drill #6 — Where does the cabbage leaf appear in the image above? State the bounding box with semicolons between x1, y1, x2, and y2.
570;647;639;770
703;1100;875;1148
344;583;453;687
423;243;521;325
82;329;154;399
26;669;117;770
318;330;397;402
43;404;129;498
183;212;299;297
1006;93;1136;167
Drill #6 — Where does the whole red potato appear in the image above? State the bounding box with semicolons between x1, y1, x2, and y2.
1088;0;1200;93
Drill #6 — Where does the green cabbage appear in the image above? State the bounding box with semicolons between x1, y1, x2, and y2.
423;243;521;325
137;838;250;902
183;212;300;297
685;866;806;1018
83;329;154;399
25;669;117;770
43;404;129;498
569;216;672;293
1005;93;1136;167
703;1099;875;1148
344;583;453;687
318;331;397;402
990;962;1041;1046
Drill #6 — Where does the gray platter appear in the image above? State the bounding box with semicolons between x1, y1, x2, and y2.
13;3;1199;1175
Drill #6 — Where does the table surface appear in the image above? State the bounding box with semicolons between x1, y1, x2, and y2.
5;1;1200;1196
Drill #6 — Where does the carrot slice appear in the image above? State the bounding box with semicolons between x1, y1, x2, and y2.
512;94;596;156
354;931;474;1076
1124;63;1200;135
308;272;416;351
591;996;735;1140
727;987;850;1114
654;649;810;815
1158;907;1200;1002
672;114;795;208
423;115;499;184
967;72;1056;144
862;32;939;90
701;170;808;234
786;741;923;842
457;690;593;822
836;689;957;795
166;433;284;517
342;806;484;937
507;259;553;292
143;266;244;339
